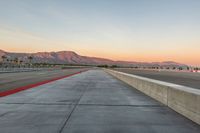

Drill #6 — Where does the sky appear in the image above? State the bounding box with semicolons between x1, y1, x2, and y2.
0;0;200;66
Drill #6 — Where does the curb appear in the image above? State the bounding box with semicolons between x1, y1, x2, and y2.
0;70;88;97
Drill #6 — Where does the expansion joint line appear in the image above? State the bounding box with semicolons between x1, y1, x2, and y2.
58;83;90;133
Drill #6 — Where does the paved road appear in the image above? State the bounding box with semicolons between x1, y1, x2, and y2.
0;70;199;133
114;68;200;89
0;68;88;92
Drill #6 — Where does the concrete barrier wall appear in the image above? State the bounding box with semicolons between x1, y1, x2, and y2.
104;69;200;125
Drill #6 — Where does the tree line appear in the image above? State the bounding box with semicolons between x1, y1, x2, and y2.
1;55;33;68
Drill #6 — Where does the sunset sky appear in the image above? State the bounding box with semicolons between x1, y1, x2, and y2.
0;0;200;66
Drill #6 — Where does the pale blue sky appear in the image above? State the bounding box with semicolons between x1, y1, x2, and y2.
0;0;200;65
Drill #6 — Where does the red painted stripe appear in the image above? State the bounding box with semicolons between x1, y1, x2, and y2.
0;70;88;97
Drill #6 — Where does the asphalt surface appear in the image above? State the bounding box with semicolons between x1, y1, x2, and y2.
0;70;199;133
0;68;88;92
114;68;200;89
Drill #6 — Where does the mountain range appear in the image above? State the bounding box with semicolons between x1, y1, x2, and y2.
0;49;187;67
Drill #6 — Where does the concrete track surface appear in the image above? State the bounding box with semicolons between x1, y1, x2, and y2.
114;68;200;89
0;70;199;133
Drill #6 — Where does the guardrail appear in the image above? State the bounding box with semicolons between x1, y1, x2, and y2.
0;67;61;73
104;69;200;125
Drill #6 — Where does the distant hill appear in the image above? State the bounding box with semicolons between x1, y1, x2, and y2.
0;49;188;67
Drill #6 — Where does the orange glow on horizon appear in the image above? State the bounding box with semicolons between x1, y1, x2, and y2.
1;47;200;66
